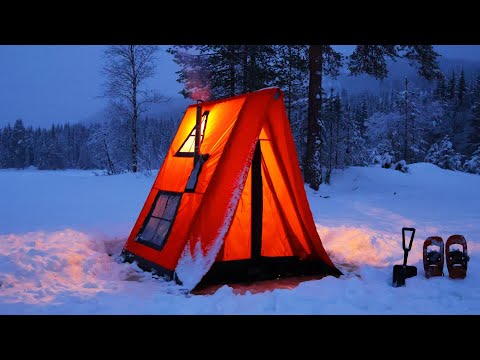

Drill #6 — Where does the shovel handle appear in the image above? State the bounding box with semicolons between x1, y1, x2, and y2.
402;227;415;252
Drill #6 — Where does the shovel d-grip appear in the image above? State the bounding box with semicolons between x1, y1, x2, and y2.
392;227;417;287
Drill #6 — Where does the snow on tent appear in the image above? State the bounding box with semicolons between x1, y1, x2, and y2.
121;88;341;290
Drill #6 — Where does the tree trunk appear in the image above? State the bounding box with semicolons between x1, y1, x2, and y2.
304;45;323;190
242;46;249;93
229;61;235;97
130;45;138;173
249;46;257;91
403;77;408;162
228;46;236;97
335;108;340;167
286;46;292;119
326;99;334;185
346;123;351;165
103;139;116;175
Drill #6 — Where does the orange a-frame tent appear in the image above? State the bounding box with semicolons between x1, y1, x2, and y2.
121;88;341;290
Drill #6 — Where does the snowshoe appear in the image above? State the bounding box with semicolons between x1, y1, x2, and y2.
423;236;444;278
446;235;469;279
392;227;417;287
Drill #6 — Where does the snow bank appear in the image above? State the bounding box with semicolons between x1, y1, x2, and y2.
0;230;127;305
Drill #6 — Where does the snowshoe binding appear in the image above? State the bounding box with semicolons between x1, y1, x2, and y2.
446;235;469;279
423;237;444;278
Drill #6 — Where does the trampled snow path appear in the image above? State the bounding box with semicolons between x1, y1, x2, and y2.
0;164;479;314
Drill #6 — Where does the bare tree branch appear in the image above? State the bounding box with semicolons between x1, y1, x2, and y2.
101;45;168;173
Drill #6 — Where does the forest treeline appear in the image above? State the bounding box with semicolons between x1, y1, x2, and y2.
1;45;479;178
0;116;178;174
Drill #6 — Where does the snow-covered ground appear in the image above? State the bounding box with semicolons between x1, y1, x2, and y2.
0;164;479;314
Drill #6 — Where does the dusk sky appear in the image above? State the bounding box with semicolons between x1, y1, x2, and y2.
1;45;479;127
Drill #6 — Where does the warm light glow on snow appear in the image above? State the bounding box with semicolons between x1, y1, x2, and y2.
0;230;127;305
318;225;423;267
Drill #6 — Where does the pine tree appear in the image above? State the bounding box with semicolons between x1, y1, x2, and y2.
323;88;337;184
342;99;362;166
0;127;5;167
469;99;480;151
239;45;276;92
425;135;463;170
435;75;446;101
24;125;34;167
272;45;308;120
272;46;308;164
167;45;212;99
447;71;456;100
12;119;27;168
169;45;276;100
457;69;467;107
334;93;342;168
464;147;480;174
0;124;13;167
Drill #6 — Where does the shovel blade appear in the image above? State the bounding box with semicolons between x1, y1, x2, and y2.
405;265;417;279
393;265;417;287
392;265;406;287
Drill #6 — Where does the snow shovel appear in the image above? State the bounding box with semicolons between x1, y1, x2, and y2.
392;227;417;287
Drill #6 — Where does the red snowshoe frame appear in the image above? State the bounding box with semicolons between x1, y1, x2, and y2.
446;235;469;279
423;236;444;278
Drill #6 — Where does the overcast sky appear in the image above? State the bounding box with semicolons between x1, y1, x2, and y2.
0;45;479;127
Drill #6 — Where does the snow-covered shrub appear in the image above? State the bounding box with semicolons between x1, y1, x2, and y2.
371;150;395;169
464;147;480;174
425;135;464;171
394;160;409;173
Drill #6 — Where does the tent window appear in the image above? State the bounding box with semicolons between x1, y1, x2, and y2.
175;111;209;157
185;154;209;192
136;192;182;251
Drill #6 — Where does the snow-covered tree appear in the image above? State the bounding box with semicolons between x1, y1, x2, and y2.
137;116;178;174
365;84;444;165
425;135;464;170
463;147;480;174
342;100;367;166
35;125;65;170
89;117;133;174
457;69;467;107
272;45;308;161
366;110;404;161
469;78;480;153
447;71;456;100
0;127;7;167
0;124;14;168
11;119;27;168
435;75;447;101
169;45;277;100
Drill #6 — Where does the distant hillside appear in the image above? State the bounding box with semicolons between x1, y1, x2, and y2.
324;56;480;95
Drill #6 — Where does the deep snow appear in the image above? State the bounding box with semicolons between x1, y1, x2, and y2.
0;164;479;314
